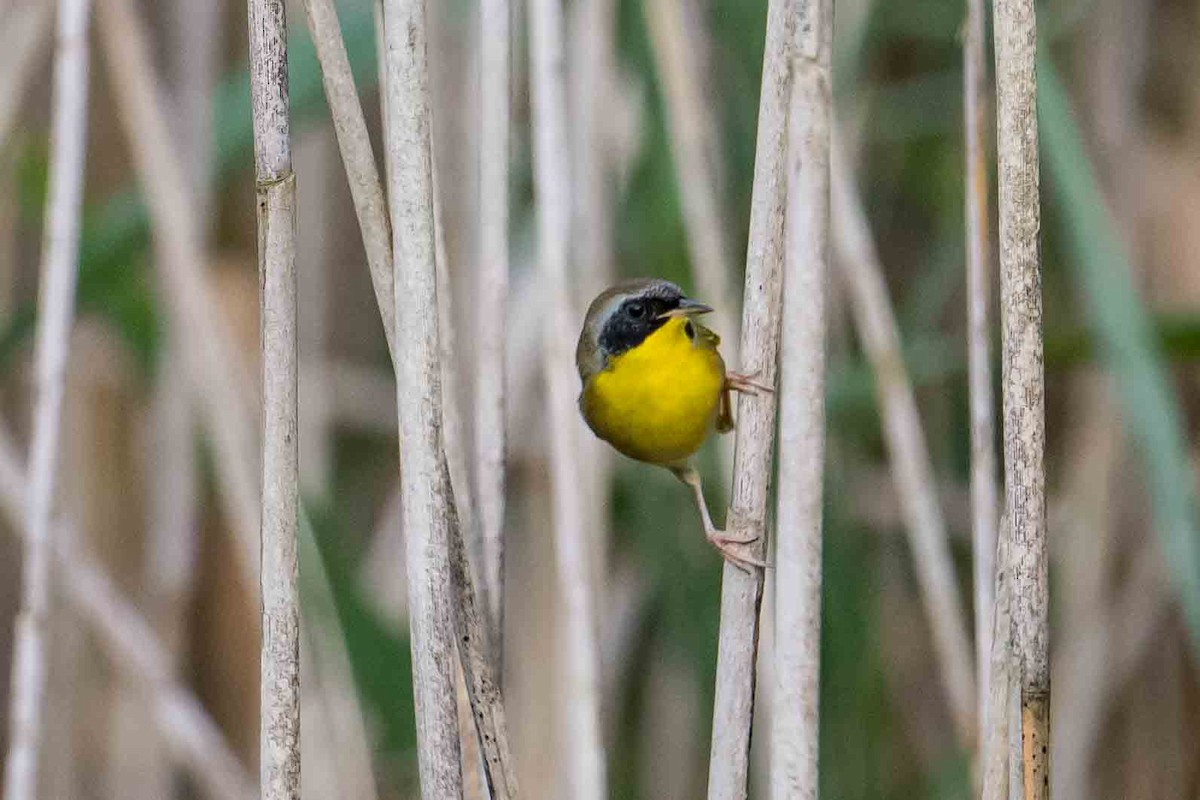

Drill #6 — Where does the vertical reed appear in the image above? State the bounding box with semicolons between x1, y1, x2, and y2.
3;2;91;797
382;0;465;793
771;0;833;795
991;0;1049;794
247;1;301;797
707;0;793;797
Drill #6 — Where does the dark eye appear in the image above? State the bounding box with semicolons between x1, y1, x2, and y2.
627;302;645;319
684;320;696;340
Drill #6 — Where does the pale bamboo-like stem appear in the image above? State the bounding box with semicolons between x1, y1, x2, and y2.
568;0;617;674
475;0;510;663
248;0;301;797
0;432;255;800
643;0;739;359
771;1;832;795
435;156;489;799
991;0;1049;795
982;520;1013;800
831;141;978;747
97;6;380;797
311;1;517;789
445;458;520;798
382;0;464;794
301;0;396;356
3;3;90;797
569;0;616;302
433;163;475;597
707;1;792;797
964;0;1000;749
0;0;53;155
529;0;607;795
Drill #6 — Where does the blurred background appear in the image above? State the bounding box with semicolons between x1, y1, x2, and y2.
1;0;1198;797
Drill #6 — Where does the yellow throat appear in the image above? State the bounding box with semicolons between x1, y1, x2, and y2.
580;317;726;465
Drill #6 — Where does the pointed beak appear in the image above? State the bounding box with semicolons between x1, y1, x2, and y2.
658;298;714;319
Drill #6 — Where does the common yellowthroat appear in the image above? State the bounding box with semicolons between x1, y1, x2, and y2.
576;278;767;567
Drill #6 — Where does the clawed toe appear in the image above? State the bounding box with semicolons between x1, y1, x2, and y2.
707;530;770;571
725;370;773;396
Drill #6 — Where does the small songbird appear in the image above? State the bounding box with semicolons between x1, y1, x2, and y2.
575;278;767;567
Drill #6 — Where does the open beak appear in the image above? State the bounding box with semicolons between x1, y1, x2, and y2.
658;298;714;319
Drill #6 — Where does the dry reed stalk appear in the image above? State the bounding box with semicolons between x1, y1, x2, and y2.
2;2;90;798
475;0;510;662
435;158;489;798
707;0;793;797
981;519;1013;800
991;0;1049;795
568;0;618;664
433;163;475;592
529;0;608;795
301;0;396;355
310;1;517;789
0;0;53;155
643;0;739;357
831;142;978;747
248;0;301;797
964;0;1000;746
446;463;520;798
568;0;616;303
97;6;383;797
771;2;832;796
381;0;464;794
0;431;256;800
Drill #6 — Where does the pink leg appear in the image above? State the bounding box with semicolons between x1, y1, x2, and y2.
670;465;768;571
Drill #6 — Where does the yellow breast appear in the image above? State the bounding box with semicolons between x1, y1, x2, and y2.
580;317;725;465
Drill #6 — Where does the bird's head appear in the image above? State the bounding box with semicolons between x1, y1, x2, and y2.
575;278;713;383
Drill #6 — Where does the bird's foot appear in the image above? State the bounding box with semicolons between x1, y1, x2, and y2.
725;370;773;396
706;528;769;572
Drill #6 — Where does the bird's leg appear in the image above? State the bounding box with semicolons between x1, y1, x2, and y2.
724;370;773;396
670;464;767;571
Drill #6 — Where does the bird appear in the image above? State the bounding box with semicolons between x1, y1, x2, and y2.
575;278;768;568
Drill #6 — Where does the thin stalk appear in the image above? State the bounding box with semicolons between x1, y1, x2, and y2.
707;0;793;797
382;0;464;794
2;2;90;798
965;0;999;749
831;141;978;747
300;0;395;355
991;0;1049;795
310;3;518;788
981;520;1013;800
0;431;257;800
529;0;607;795
248;0;301;797
643;0;739;358
97;6;380;798
476;0;510;663
771;0;832;795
